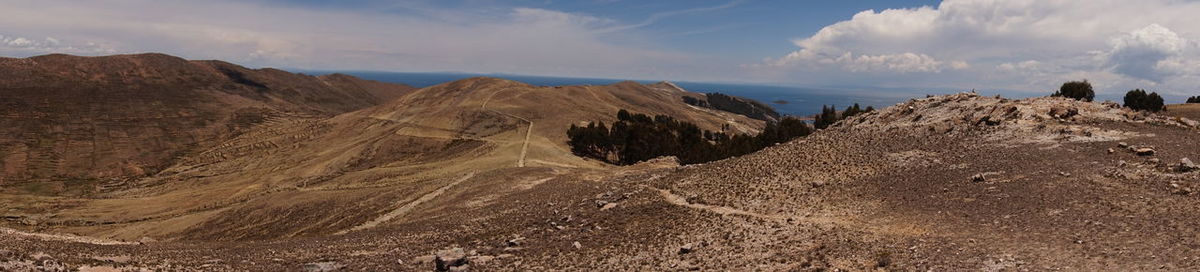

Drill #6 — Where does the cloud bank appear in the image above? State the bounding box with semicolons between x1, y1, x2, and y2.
759;0;1200;96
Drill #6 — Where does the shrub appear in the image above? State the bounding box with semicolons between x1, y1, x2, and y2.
1052;80;1095;102
1123;89;1165;112
1187;96;1200;103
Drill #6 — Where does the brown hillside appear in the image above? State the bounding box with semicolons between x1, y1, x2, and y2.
5;93;1198;271
0;75;763;243
0;54;414;194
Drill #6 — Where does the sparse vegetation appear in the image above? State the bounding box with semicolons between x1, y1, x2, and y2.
1052;80;1095;102
568;109;811;165
1123;89;1165;112
1187;96;1200;103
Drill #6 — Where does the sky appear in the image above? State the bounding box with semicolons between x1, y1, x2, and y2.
2;0;1200;97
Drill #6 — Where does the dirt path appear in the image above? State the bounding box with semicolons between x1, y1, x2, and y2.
336;172;476;234
0;227;137;246
481;89;534;168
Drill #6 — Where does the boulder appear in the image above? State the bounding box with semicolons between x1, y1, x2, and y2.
435;248;468;271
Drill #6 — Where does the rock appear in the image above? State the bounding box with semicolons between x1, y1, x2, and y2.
138;237;157;244
1118;142;1129;148
302;262;344;272
1107;148;1115;154
594;200;608;208
1135;148;1155;156
505;236;524;247
1149;158;1162;165
435;248;468;271
678;243;695;255
810;180;827;188
600;202;618;211
572;241;582;249
1049;106;1078;119
1180;158;1198;172
1118;160;1128;167
970;174;987;182
1059;172;1071;177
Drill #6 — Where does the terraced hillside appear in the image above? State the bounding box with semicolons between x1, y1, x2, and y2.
0;54;414;195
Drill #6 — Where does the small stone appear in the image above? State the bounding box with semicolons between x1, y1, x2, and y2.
1107;148;1115;154
594;200;608;208
1117;160;1128;167
600;203;618;211
1135;148;1155;156
573;241;582;249
1059;172;1071;177
970;174;986;182
678;243;695;255
1117;142;1129;148
506;237;524;247
1149;158;1161;164
810;180;827;188
1180;158;1198;172
302;262;344;272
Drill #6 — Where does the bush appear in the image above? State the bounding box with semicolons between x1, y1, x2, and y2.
1187;96;1200;103
1124;89;1165;112
1052;80;1095;102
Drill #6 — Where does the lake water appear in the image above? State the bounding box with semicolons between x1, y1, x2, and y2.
304;71;919;117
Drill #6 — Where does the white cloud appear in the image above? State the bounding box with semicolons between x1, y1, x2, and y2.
758;0;1200;96
0;0;698;80
0;34;114;54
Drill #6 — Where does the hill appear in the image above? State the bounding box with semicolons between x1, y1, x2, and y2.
0;74;764;243
5;92;1200;270
0;53;414;195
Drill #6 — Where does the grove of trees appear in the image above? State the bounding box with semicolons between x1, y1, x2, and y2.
1187;96;1200;103
568;109;811;165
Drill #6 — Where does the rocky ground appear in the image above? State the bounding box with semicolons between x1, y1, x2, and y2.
4;93;1200;271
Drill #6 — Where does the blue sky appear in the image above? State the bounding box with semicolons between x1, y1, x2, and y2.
3;0;1200;97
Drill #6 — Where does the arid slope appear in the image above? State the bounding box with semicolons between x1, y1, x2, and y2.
5;93;1200;271
0;53;414;194
0;76;764;242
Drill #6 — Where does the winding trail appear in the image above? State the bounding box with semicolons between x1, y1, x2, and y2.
337;172;476;234
481;89;533;168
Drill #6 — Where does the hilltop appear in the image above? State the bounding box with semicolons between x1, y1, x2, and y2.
0;53;414;194
4;91;1199;270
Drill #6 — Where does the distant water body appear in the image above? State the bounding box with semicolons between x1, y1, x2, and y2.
305;71;919;117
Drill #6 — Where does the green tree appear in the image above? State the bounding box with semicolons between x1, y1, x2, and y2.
1053;80;1095;102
